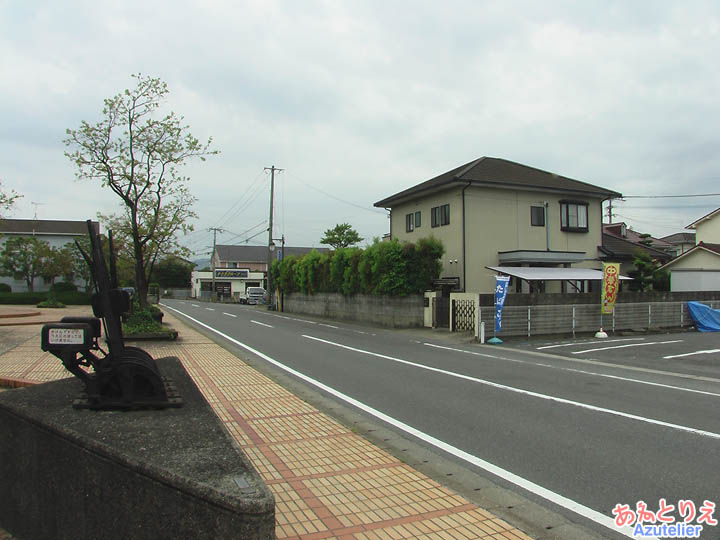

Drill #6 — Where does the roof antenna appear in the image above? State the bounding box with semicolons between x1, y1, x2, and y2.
31;202;44;220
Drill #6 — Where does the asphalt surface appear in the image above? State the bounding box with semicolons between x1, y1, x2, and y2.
161;299;720;539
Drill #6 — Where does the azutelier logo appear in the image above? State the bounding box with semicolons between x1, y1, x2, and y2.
612;499;717;538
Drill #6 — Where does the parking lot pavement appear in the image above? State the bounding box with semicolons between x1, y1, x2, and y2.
506;330;720;380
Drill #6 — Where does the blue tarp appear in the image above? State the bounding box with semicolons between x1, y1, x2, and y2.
687;301;720;332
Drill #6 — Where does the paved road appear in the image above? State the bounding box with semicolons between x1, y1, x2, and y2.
161;299;720;539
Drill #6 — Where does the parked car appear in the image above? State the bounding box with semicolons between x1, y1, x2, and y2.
241;287;266;305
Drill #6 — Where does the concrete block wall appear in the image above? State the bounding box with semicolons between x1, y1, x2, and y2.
283;293;424;328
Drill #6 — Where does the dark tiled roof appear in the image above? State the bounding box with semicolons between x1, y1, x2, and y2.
374;157;622;207
660;232;696;244
603;223;675;251
699;242;720;255
215;244;329;263
0;219;98;235
600;233;673;262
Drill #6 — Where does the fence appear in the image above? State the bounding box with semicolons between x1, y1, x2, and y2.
454;299;720;337
160;288;192;299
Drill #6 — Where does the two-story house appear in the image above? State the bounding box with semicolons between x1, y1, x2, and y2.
192;244;329;299
374;157;622;294
0;219;99;292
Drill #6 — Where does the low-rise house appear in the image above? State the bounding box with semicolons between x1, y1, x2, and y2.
0;219;98;292
374;157;622;294
600;223;673;278
660;232;696;257
660;208;720;291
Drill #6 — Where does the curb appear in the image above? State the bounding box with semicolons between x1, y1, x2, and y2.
0;312;40;319
0;378;38;389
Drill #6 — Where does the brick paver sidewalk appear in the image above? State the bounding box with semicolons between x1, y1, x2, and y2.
0;306;533;540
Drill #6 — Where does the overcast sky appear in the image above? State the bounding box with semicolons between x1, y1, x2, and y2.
2;0;720;258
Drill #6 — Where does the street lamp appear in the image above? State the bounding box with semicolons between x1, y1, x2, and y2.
267;235;285;310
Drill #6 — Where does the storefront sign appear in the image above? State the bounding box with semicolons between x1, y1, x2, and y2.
214;269;249;279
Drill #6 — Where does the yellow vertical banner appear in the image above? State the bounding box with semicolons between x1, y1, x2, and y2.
602;262;620;314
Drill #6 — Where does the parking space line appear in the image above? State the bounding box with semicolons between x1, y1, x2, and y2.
571;340;683;354
426;343;720;398
664;349;720;359
537;338;645;350
305;334;720;440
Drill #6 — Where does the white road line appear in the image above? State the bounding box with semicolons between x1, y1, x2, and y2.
664;349;720;359
571;340;683;354
272;314;317;324
223;312;237;318
425;343;720;398
251;320;273;328
537;337;645;350
304;335;720;440
205;307;215;311
156;304;639;539
191;304;199;307
320;323;339;329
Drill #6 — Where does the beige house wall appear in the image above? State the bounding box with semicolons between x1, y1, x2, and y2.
695;215;720;243
666;249;720;270
390;186;605;293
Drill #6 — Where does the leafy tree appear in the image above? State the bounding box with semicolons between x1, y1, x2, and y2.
638;233;654;247
38;245;71;286
0;237;49;291
320;223;363;249
64;74;218;306
629;250;662;292
154;256;193;288
0;180;22;216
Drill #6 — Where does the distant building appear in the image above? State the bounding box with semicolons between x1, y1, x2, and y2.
659;232;696;257
0;219;98;292
600;223;673;277
192;244;329;299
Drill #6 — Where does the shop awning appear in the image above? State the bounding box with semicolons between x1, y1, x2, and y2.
486;266;632;281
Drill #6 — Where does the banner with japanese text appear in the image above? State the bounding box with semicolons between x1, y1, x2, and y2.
494;275;511;332
602;262;620;314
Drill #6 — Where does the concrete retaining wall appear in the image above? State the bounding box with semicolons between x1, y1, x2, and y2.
282;293;424;328
0;358;275;540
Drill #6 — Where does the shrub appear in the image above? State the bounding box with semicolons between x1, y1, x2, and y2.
54;291;93;305
0;283;10;293
272;236;444;297
37;289;66;308
51;282;78;292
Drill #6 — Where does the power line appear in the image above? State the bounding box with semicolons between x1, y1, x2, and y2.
622;193;720;199
286;171;386;215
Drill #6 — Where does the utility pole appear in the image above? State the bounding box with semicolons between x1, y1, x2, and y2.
209;227;224;301
607;199;614;224
264;165;283;302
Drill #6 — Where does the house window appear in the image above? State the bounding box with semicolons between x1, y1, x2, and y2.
415;211;421;228
531;206;545;227
560;201;588;232
431;204;450;227
405;213;414;232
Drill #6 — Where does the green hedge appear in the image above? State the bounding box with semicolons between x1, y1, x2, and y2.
0;291;93;305
270;237;444;296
